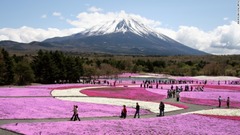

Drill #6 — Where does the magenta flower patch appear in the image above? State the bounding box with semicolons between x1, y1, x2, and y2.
2;114;240;135
81;87;166;102
0;87;51;96
204;84;240;91
0;97;150;119
26;84;95;90
180;92;240;107
197;114;240;121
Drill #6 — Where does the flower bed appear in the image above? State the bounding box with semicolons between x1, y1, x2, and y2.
188;108;240;116
181;97;240;108
180;91;240;107
0;84;100;97
180;91;240;100
0;97;148;119
187;108;240;121
198;114;240;121
26;84;95;90
145;88;168;95
2;114;240;135
0;87;51;96
81;87;166;102
203;84;240;91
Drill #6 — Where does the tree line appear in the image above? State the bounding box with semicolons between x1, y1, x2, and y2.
1;48;240;85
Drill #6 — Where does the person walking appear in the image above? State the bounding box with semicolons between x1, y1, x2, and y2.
176;92;180;102
218;96;222;108
70;105;81;121
74;105;81;121
159;102;165;116
70;105;77;121
134;102;140;118
226;97;230;108
120;105;127;119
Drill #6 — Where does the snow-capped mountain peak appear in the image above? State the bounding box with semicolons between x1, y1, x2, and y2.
82;15;160;38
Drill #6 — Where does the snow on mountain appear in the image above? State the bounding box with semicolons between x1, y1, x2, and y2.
82;14;168;41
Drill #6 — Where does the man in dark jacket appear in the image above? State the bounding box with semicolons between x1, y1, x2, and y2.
159;102;165;116
134;102;140;118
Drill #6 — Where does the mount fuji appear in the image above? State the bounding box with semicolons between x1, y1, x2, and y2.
0;15;208;56
44;16;207;55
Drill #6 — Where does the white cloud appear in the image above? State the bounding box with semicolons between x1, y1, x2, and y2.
52;12;65;20
0;26;83;43
174;26;212;51
0;35;9;41
167;21;240;55
67;10;161;30
223;17;229;21
53;12;61;17
1;11;240;55
87;6;103;13
41;14;47;19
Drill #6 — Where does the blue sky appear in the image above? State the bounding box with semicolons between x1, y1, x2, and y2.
0;0;236;30
0;0;240;54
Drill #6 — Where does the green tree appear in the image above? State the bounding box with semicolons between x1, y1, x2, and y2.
0;51;4;85
1;49;14;85
51;51;66;82
14;59;35;85
83;64;96;82
32;50;57;84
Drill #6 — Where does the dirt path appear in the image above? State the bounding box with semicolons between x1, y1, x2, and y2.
0;97;214;135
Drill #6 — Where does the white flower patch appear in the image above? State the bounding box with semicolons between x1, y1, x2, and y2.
186;108;240;116
51;86;183;113
191;76;240;81
51;86;109;97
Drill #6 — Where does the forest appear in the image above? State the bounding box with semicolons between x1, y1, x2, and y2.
1;48;240;85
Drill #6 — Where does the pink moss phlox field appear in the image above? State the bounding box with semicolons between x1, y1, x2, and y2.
180;91;240;101
2;114;240;135
172;76;240;85
180;91;240;107
26;84;95;90
197;114;240;121
0;87;51;96
204;84;240;92
81;87;166;102
0;98;150;119
181;97;240;108
0;84;98;96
